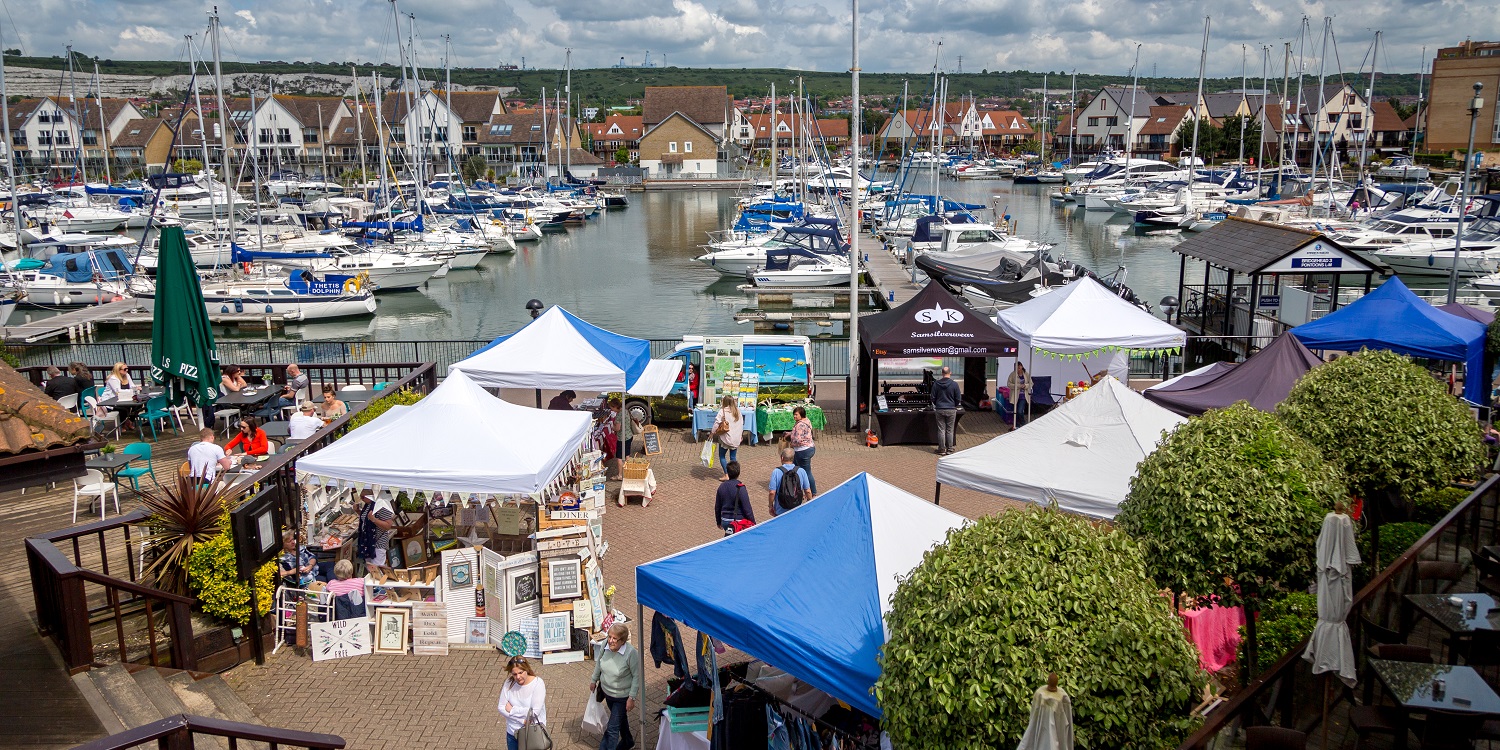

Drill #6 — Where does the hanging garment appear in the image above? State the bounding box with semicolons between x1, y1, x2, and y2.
650;612;690;682
767;705;793;750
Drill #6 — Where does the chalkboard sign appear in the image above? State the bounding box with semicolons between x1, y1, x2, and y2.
641;425;662;456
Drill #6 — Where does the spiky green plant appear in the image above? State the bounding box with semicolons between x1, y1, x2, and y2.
139;475;230;596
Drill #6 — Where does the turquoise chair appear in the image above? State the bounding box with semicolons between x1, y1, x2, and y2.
374;381;391;391
141;395;177;441
116;443;156;492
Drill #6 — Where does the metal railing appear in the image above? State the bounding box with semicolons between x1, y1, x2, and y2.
24;362;441;675
1178;475;1500;748
73;714;344;750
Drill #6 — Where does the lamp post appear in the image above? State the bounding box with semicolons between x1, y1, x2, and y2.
526;299;544;406
1446;82;1485;304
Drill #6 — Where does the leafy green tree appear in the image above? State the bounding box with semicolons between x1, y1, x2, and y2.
878;509;1204;749
1172;118;1225;162
170;158;204;174
1219;115;1262;162
1118;403;1343;672
461;155;488;183
1278;349;1485;520
613;147;629;165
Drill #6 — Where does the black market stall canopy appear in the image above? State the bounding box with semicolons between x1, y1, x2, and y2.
856;282;1018;442
1143;332;1324;417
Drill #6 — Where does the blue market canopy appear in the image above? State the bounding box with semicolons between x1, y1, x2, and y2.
1290;277;1486;403
636;473;967;718
449;306;682;396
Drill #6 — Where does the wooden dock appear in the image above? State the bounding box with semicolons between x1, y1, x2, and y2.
858;233;924;309
1;300;144;344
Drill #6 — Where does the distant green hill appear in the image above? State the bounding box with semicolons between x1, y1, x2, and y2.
9;55;1426;106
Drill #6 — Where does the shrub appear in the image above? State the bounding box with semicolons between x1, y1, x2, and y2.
140;476;230;596
343;387;424;432
1278;350;1485;507
1359;521;1433;571
1412;486;1469;524
185;513;276;624
878;509;1204;749
1240;592;1318;673
1119;403;1343;607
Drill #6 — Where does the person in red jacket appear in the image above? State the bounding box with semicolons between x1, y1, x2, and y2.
225;416;270;457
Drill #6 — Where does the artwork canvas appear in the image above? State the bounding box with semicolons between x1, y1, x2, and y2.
547;558;582;599
310;620;369;662
510;569;538;607
373;608;409;655
585;558;606;629
538;611;571;651
466;618;489;646
447;560;473;590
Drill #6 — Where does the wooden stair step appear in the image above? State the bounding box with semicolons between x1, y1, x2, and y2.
133;669;222;750
87;662;165;729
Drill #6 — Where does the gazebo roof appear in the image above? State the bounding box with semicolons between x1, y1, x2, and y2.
1171;216;1374;276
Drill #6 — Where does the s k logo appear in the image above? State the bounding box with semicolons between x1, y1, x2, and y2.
915;303;964;327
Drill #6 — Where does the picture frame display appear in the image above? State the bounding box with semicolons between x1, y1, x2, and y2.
448;560;473;590
537;611;571;651
310;620;370;662
373;608;409;655
547;558;583;600
466;617;490;646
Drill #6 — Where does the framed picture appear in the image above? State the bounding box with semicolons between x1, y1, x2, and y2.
466;617;489;646
448;560;473;590
401;535;427;567
373;608;409;655
509;569;538;608
547;558;582;600
537;611;571;651
310;620;369;662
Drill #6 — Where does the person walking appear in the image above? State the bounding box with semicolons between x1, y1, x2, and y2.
931;366;962;455
788;406;816;494
1007;362;1034;428
714;460;755;534
713;394;743;480
768;447;813;517
591;622;641;750
498;655;547;750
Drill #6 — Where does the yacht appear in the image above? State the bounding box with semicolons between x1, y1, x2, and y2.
1372;216;1500;278
1;248;135;306
136;269;377;321
748;247;855;288
1376;156;1430;182
696;221;846;277
264;246;444;291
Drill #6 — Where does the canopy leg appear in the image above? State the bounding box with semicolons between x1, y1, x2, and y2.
934;481;942;506
637;603;648;749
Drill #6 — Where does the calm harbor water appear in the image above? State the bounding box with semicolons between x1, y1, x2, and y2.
27;178;1231;345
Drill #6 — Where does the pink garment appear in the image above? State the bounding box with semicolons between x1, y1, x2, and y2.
1180;603;1245;673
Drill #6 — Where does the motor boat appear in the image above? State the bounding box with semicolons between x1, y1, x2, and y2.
254;245;445;291
696;220;847;277
136;268;377;321
1372;218;1500;278
748;248;855;288
0;247;135;306
1376;156;1430;182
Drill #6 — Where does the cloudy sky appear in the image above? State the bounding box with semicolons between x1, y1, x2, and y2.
8;0;1496;78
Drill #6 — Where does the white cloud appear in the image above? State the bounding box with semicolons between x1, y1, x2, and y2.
4;0;1495;81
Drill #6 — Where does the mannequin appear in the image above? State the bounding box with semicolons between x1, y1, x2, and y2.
1017;672;1073;750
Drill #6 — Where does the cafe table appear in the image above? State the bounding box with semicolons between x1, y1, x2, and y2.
1406;592;1500;661
86;452;138;485
261;420;291;439
1370;659;1500;748
96;389;166;423
215;387;280;413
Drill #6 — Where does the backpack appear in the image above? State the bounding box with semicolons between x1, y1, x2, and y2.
774;467;804;510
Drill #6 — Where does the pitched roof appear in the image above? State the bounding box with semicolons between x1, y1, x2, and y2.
642;111;720;141
478;112;548;144
643;86;728;127
1371;100;1407;132
979;109;1032;135
1138;105;1192;136
744;113;849;138
75;98;136;128
1054;112;1075;136
580;115;644;141
269;95;346;130
1296;83;1360;109
111;118;168;148
1259;102;1308;134
1099;86;1158;117
0;363;93;457
440;91;504;123
1171;216;1345;274
325;106;379;146
548;147;604;166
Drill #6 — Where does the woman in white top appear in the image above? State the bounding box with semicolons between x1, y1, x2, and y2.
105;362;134;399
714;394;744;481
497;655;547;750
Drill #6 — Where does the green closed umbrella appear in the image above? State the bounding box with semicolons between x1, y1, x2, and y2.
150;226;220;421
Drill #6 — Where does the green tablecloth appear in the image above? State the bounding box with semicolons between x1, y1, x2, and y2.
756;403;825;438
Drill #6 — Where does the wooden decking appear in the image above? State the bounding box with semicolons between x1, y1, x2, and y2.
0;428;199;748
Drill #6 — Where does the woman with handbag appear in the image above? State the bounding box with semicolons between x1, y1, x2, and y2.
713;395;743;481
714;461;756;535
499;655;549;750
789;406;817;495
590;622;642;750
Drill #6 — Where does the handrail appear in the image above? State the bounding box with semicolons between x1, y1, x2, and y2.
1178;474;1500;748
34;508;151;546
71;714;345;750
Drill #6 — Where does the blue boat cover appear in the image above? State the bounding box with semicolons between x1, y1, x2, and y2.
230;244;333;262
1290;277;1486;403
343;216;424;232
636;473;968;718
471;306;651;386
42;249;133;282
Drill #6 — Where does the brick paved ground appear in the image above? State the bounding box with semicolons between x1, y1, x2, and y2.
223;393;1025;749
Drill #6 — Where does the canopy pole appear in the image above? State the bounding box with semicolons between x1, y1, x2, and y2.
933;481;942;506
534;388;542;408
637;602;648;748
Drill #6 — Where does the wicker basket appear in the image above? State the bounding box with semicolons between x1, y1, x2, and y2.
622;458;651;482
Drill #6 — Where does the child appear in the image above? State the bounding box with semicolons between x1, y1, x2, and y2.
713;461;755;535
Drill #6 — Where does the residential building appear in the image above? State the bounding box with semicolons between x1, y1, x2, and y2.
110;115;195;174
639;112;719;175
2;96;144;176
1370;100;1413;152
874;104;1030;150
228;95;351;172
1426;40;1500;159
579;115;644;161
1134;105;1194;159
1055;86;1156;154
732;113;850;150
642;86;731;144
380;89;508;172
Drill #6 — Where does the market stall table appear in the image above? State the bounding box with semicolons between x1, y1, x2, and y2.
691;406;758;445
655;717;708;750
755;403;824;440
875;408;962;446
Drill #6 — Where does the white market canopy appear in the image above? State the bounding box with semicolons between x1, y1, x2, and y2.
448;306;682;396
997;276;1187;357
936;377;1185;519
295;370;592;495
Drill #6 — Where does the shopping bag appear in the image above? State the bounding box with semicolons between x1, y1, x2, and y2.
581;694;609;736
700;440;716;468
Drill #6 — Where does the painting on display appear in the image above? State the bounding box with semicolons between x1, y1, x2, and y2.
547;558;582;599
584;558;606;629
310;620;370;661
373;608;409;655
701;336;743;407
538;611;572;651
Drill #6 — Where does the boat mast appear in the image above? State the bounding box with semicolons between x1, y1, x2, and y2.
769;82;777;198
930;42;941;202
1238;44;1247;170
1258;46;1270;196
445;35;454;186
210;7;236;245
1187;18;1209;171
66;46;84;181
847;0;861;431
1;42;25;259
1312;16;1330;197
1040;74;1047;164
1291;17;1308;174
540;86;548;183
1358;31;1380;183
249;88;265;255
372;71;394;237
93;63;113;184
1414;45;1426;150
565;48;572;179
1068;70;1075;167
186;35;219;233
1125;43;1141;180
352;67;369;193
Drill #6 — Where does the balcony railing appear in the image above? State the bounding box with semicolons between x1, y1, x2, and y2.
72;714;344;750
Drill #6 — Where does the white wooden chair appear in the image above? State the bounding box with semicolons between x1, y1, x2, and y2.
73;469;120;523
84;396;121;440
